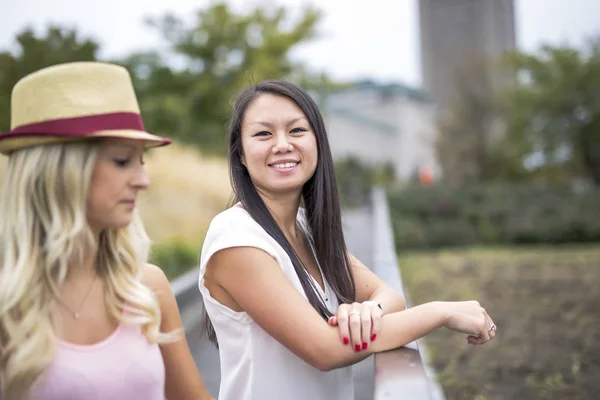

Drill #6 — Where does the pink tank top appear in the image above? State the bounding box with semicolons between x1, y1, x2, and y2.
30;323;165;400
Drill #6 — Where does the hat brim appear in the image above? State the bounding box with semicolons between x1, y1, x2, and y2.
0;130;171;155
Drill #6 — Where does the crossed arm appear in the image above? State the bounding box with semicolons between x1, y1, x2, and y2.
326;254;407;351
204;246;488;371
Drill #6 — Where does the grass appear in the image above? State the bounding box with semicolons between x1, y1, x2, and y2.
399;245;600;400
138;143;231;247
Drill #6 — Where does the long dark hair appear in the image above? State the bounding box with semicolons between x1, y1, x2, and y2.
203;80;356;344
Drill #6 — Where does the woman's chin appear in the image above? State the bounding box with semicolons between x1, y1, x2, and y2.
259;184;305;198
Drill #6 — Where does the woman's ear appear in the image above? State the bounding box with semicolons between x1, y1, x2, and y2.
240;153;246;167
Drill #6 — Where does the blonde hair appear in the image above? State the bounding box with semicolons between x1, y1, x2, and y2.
0;141;170;399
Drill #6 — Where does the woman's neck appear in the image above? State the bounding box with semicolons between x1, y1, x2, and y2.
258;190;302;239
67;256;98;281
65;238;99;282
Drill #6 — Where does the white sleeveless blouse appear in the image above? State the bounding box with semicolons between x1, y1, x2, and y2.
198;206;353;400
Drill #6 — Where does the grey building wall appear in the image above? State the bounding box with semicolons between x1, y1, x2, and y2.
419;0;516;107
321;83;439;182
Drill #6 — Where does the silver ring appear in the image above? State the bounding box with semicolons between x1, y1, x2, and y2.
348;310;361;317
488;323;496;332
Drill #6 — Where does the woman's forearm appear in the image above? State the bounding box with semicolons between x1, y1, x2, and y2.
323;301;447;370
371;301;447;353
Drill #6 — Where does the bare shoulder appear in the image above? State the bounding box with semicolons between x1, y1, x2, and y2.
139;264;181;324
140;263;172;294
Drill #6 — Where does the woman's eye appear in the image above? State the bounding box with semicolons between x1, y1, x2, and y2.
114;159;130;167
254;131;271;137
290;127;307;134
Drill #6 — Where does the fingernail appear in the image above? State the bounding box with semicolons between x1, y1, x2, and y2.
343;337;349;345
354;344;361;352
371;334;377;341
362;342;368;350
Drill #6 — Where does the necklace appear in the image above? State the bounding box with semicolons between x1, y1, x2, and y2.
56;274;98;319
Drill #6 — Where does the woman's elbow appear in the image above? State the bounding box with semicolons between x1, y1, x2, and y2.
300;344;337;371
400;297;407;311
305;350;335;371
312;356;339;372
301;329;355;371
394;292;407;311
314;359;334;372
307;346;352;371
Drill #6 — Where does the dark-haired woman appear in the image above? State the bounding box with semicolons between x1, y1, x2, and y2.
197;80;497;400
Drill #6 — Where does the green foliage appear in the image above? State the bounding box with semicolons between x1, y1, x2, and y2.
498;38;600;186
120;2;339;154
334;156;372;208
334;156;395;208
436;39;600;187
149;240;200;280
388;183;600;250
435;56;500;184
1;4;342;154
0;26;99;131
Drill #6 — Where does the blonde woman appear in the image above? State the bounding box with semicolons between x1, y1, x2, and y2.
0;62;211;400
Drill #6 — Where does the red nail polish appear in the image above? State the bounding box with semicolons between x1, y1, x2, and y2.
362;342;368;350
354;344;361;352
343;337;349;345
371;334;377;341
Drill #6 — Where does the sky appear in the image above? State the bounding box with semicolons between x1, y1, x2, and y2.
0;0;599;88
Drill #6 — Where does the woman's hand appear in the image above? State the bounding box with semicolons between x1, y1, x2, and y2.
440;300;497;345
328;301;383;352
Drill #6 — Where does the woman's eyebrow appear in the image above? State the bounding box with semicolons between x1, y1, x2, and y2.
250;116;308;128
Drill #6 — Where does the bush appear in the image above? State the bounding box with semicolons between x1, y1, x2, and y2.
388;182;600;250
335;156;395;208
149;239;201;280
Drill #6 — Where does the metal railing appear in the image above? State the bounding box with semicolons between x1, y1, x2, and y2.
171;267;202;331
370;187;444;400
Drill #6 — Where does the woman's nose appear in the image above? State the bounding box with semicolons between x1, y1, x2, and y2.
273;134;292;153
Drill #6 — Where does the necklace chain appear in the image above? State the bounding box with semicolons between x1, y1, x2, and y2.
56;274;98;320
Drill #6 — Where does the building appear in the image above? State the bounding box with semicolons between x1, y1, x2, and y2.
419;0;516;108
319;81;439;183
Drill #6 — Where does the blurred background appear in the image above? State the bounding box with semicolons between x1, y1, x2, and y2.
1;0;599;398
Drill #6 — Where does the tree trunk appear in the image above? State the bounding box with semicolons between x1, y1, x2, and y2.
579;129;600;186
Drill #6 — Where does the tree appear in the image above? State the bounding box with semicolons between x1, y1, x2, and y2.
122;2;335;154
434;55;503;184
499;39;600;186
334;156;374;208
0;26;99;131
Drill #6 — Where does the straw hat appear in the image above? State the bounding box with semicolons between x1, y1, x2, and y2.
0;61;171;155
